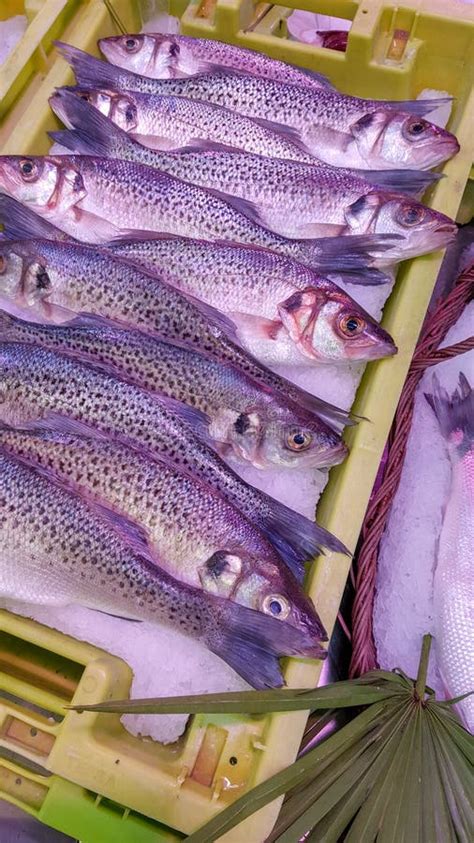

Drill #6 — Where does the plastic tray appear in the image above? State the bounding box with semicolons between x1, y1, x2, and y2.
0;1;473;841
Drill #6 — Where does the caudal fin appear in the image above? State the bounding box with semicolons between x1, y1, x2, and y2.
0;195;71;242
208;599;327;688
257;490;350;582
425;373;473;444
295;232;402;275
56;41;147;94
357;168;442;197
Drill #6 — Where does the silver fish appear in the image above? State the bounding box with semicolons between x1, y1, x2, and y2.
0;426;325;638
58;43;460;170
0;310;348;470
0;448;326;687
0;152;392;279
55;85;318;163
50;90;456;265
98;32;332;91
0;233;355;429
0;342;349;577
425;374;474;731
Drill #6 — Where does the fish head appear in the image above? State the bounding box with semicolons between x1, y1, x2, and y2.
346;192;457;260
278;286;397;362
51;88;138;133
0;155;86;218
99;33;178;77
0;241;26;303
351;111;460;168
200;550;326;641
210;402;348;469
0;240;73;322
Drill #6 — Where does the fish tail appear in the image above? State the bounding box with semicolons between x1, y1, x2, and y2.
258;491;350;582
425;373;473;444
0;195;69;241
55;41;137;91
383;97;453;116
297;233;402;276
207;600;327;689
49;88;132;159
357;168;442;197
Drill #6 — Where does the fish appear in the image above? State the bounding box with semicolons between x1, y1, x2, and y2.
54;86;443;196
425;374;474;732
50;90;456;265
0;196;397;366
0;342;350;578
58;42;460;170
54;85;319;163
0;233;357;430
0;310;348;469
0;447;326;687
98;32;334;91
0;425;326;639
0;196;396;366
0;152;394;281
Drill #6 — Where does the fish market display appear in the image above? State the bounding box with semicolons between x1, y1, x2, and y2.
99;32;333;91
425;375;474;732
0;235;355;428
0;342;348;575
0;448;325;687
0;198;396;367
0;153;391;279
0;31;461;691
0;310;348;468
59;42;460;170
50;90;456;264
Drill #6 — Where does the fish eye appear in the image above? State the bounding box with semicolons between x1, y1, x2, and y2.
397;203;426;226
403;118;429;141
262;594;291;619
169;42;180;57
36;268;50;290
125;105;136;123
19;159;38;181
338;314;366;337
123;36;141;52
78;92;91;101
286;430;312;451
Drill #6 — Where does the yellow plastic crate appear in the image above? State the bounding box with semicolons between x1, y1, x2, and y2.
0;1;473;841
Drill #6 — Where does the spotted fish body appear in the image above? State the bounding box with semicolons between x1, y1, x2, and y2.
0;311;346;469
0;427;325;638
0;343;349;576
50;97;455;264
55;87;318;163
0;449;326;687
99;32;332;91
0;237;356;429
59;43;459;170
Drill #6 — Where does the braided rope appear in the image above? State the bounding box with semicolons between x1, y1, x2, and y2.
349;264;474;678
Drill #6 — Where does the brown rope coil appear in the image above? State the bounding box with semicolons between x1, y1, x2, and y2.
349;264;474;678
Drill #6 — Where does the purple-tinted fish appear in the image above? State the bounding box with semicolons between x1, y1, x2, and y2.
50;90;455;265
0;426;326;638
0;196;396;367
99;32;333;91
0;342;350;577
58;42;460;170
0;310;348;470
0;152;392;280
0;448;326;687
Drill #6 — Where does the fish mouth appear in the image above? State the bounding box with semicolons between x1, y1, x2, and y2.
364;336;398;361
312;440;349;468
